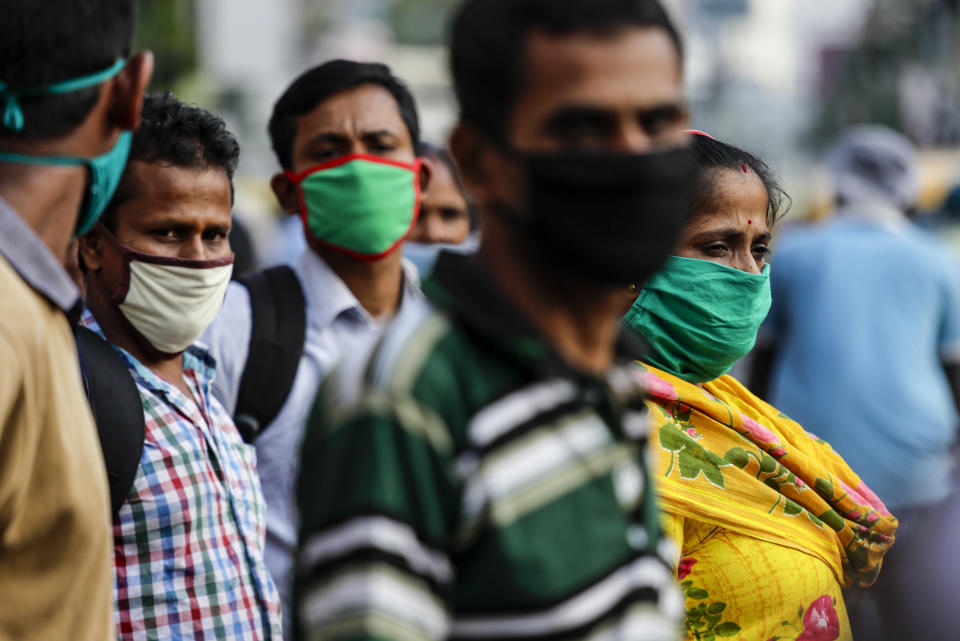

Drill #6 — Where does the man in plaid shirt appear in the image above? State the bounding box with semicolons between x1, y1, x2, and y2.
78;93;282;639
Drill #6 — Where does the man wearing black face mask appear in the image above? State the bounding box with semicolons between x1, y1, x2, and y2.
295;1;694;640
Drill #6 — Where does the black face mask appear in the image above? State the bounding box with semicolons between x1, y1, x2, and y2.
503;145;696;287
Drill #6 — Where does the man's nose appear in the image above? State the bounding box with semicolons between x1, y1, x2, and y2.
615;123;654;154
180;234;210;261
421;215;450;243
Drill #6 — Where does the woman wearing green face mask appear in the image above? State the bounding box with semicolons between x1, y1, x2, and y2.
624;132;897;641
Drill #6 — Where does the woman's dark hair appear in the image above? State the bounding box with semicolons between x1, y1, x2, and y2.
420;141;479;230
690;132;790;226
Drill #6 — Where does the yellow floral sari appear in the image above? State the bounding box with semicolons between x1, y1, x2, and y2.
635;364;897;641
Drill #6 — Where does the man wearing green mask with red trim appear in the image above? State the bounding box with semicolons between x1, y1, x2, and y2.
202;59;431;635
0;1;152;639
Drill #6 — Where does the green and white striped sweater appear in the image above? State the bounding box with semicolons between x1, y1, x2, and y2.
295;254;682;641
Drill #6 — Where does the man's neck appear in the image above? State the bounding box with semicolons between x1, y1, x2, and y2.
86;282;192;398
476;236;623;375
315;246;406;320
0;164;87;265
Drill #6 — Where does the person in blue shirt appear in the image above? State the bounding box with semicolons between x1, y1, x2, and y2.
752;124;960;639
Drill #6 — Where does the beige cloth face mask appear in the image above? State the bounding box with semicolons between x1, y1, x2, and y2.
96;223;234;356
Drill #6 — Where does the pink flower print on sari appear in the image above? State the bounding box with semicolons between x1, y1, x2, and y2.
796;595;840;641
685;427;703;440
741;414;786;457
838;479;892;517
635;370;679;400
677;557;697;581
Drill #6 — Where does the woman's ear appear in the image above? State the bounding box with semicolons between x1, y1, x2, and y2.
270;173;302;215
79;226;105;272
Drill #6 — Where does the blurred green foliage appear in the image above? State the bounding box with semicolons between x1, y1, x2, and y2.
388;0;458;44
812;0;960;146
133;0;198;91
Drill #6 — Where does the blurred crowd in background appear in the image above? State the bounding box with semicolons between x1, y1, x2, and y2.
142;0;960;272
6;1;960;641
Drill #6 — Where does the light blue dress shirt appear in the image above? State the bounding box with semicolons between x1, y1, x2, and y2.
763;211;960;511
202;248;420;636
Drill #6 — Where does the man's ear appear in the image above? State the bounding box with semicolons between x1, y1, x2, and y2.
450;122;519;211
450;122;502;205
78;226;105;272
270;173;302;215
417;155;434;196
109;51;154;131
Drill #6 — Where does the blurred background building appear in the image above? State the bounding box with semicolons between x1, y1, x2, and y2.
136;0;960;249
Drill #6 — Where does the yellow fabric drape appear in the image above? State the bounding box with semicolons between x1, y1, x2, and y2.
637;364;898;640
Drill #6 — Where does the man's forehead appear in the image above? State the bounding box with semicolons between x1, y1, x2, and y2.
519;27;682;110
295;84;406;136
117;162;232;218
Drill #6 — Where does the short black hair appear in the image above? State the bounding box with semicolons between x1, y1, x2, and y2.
268;60;422;171
101;92;240;229
689;132;789;227
450;0;683;141
0;0;138;141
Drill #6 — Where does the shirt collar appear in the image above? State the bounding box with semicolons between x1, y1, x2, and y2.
835;202;908;233
425;251;646;378
294;248;422;331
80;307;218;395
0;195;80;313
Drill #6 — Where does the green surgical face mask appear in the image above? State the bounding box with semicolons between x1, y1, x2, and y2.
286;154;421;260
623;256;772;383
0;59;132;236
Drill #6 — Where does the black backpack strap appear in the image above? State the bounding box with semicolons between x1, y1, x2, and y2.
234;265;307;443
75;325;147;518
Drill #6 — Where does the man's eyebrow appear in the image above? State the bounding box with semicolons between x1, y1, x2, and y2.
542;105;618;129
361;129;399;138
304;131;351;146
638;101;687;120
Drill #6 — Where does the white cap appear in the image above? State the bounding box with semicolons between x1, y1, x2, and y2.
828;125;919;211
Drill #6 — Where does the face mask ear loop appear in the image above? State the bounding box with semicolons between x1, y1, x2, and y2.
0;59;127;133
283;169;316;251
92;223;133;304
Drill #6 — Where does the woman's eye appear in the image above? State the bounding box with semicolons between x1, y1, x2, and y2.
153;229;178;240
752;245;771;257
703;243;727;256
441;208;467;222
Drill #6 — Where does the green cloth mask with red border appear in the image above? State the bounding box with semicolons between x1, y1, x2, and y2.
286;154;422;260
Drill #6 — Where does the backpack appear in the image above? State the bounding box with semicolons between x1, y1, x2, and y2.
77;265;307;517
231;265;307;442
75;325;146;518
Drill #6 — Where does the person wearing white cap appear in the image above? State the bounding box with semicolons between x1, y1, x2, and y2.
753;124;960;639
